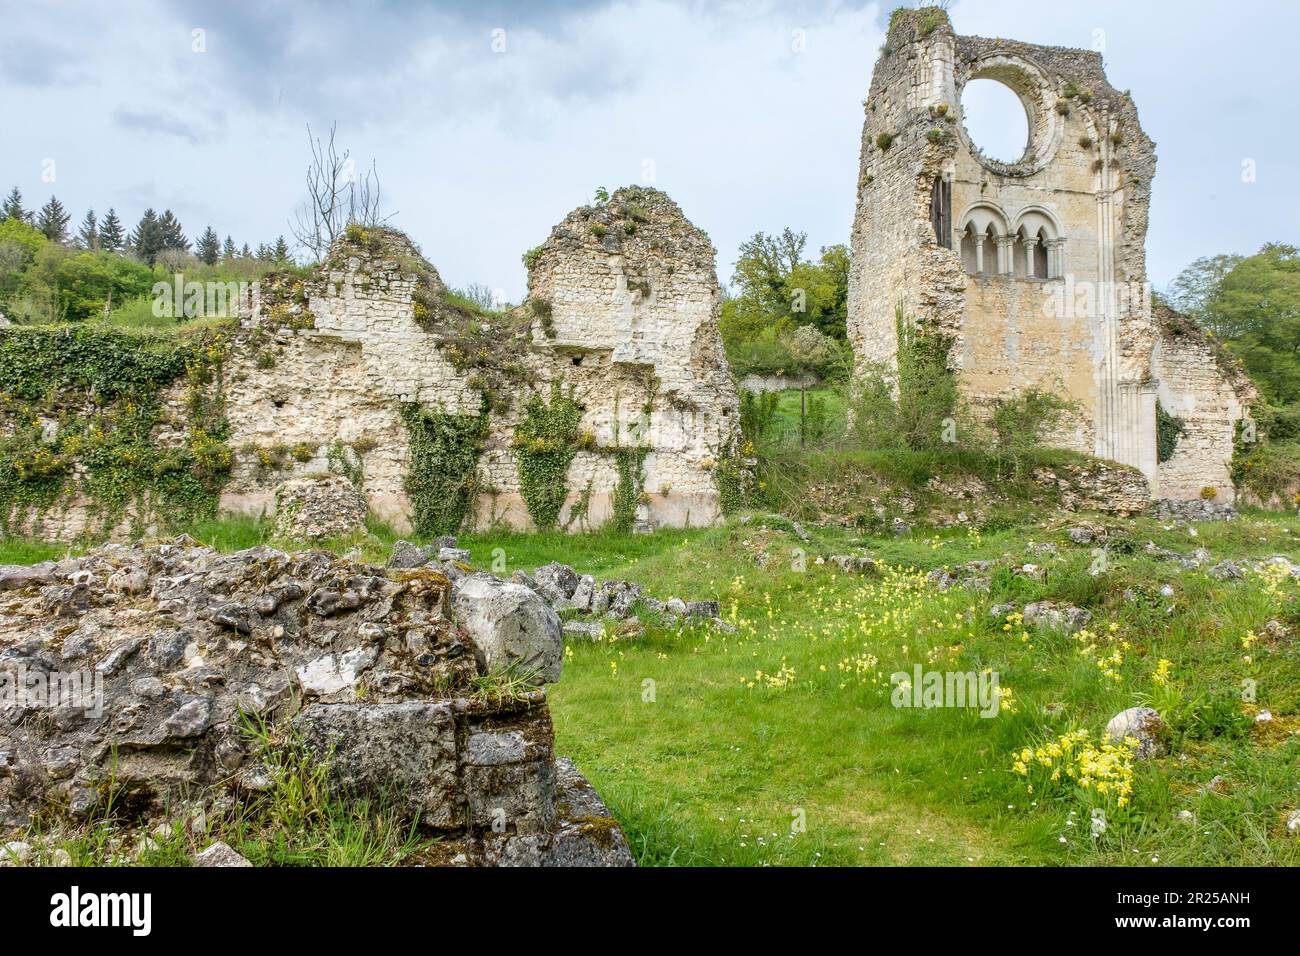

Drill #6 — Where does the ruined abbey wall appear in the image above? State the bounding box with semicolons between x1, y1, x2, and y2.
219;187;738;535
848;10;1253;500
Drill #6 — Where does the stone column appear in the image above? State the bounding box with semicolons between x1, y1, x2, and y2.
1046;238;1066;279
996;236;1016;275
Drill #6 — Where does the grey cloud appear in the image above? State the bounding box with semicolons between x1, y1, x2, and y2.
112;108;205;144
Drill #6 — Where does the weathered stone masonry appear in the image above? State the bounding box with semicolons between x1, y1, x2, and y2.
223;187;739;533
847;10;1254;500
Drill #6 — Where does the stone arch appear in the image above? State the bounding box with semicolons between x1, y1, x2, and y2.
957;202;1009;276
955;53;1064;176
1012;207;1063;279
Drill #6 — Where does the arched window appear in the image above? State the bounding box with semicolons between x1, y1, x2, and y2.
957;204;1010;277
1011;209;1063;280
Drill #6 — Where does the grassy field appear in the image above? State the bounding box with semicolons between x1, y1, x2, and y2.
5;508;1299;866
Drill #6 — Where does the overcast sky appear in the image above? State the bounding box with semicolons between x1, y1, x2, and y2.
2;0;1296;302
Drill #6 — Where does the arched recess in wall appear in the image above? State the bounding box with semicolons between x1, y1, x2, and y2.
957;202;1008;276
1012;207;1063;279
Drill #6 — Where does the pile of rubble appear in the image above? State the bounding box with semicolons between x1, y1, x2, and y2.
0;537;633;866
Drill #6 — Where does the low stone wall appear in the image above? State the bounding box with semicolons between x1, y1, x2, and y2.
738;373;819;394
1033;460;1150;516
0;539;632;866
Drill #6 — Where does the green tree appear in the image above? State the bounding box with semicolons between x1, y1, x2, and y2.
272;236;290;262
157;209;189;252
222;235;237;260
1166;253;1244;336
0;218;48;305
723;229;851;375
99;209;124;252
1;188;27;223
129;209;164;265
76;210;99;250
197;226;220;265
1210;244;1300;404
35;196;71;243
52;251;155;321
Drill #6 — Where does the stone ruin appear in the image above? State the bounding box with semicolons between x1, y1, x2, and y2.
848;9;1256;502
0;538;634;866
221;186;739;536
0;37;1271;543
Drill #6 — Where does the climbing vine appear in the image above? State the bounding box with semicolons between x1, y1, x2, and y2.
400;403;488;536
1156;400;1186;464
711;437;757;516
0;326;233;536
610;445;648;533
513;383;587;530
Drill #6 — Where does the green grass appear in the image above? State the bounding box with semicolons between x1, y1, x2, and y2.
466;513;1300;866
6;507;1299;867
765;387;848;448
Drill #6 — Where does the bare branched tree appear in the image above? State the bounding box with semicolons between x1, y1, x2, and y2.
290;122;392;261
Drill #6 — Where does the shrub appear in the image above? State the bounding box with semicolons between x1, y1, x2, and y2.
990;387;1074;451
739;390;779;447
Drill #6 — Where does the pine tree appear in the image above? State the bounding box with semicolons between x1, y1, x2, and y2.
129;208;164;265
1;188;26;223
255;242;270;260
158;209;189;252
240;243;252;259
272;236;290;262
197;226;220;265
76;210;99;250
222;236;236;260
99;209;124;252
35;196;71;242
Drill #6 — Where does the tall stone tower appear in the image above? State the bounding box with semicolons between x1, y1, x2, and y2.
847;8;1252;498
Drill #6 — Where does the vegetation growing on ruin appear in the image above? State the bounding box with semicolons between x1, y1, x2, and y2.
0;325;232;535
513;383;587;530
400;404;489;536
887;5;949;38
1156;400;1187;464
610;445;648;533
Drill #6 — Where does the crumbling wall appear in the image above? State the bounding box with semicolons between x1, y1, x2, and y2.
848;9;1246;500
1151;305;1256;501
520;187;739;530
225;188;739;535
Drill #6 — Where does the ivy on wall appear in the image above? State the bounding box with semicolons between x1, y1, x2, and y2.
513;383;586;530
711;437;756;516
0;326;233;535
400;403;488;536
610;445;648;533
1156;400;1186;465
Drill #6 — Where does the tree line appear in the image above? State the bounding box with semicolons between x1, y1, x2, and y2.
0;187;289;267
